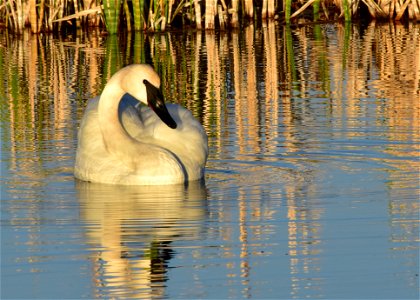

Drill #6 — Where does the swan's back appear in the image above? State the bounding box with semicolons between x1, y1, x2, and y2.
134;103;208;181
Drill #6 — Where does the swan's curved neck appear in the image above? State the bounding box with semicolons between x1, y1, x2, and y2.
97;80;135;155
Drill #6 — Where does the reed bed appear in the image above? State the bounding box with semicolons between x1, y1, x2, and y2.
1;0;419;34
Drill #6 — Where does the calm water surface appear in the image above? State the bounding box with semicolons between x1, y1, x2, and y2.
1;23;419;299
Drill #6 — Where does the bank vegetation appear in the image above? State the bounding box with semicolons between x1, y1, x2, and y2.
1;0;420;34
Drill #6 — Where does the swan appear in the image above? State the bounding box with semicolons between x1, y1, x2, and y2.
74;64;208;185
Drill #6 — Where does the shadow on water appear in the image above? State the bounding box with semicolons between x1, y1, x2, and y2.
1;22;419;299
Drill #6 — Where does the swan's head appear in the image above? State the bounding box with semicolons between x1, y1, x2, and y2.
121;64;177;129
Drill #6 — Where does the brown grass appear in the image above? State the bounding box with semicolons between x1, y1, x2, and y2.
1;0;419;34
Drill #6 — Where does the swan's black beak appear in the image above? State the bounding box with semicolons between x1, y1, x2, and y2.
143;79;177;129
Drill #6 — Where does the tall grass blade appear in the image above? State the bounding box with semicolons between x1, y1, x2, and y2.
285;0;292;23
313;0;320;21
103;0;121;33
343;0;351;21
126;0;132;30
132;0;144;31
194;0;202;29
29;0;37;33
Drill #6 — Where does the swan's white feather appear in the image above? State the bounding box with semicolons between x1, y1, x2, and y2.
74;65;208;185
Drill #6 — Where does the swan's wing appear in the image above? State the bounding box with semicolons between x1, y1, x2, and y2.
142;103;209;180
120;97;170;142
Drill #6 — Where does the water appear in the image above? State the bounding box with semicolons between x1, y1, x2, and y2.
1;22;419;299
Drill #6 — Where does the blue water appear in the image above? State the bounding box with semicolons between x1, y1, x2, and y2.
1;23;419;299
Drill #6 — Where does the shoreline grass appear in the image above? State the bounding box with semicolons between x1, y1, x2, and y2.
1;0;419;34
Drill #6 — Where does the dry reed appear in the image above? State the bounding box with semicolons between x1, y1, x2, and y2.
2;0;419;34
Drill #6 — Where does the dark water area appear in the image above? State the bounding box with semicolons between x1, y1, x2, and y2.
1;22;419;299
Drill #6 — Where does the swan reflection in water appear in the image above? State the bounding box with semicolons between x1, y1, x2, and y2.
76;180;208;298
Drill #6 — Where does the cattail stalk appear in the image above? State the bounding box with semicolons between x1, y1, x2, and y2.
285;0;292;23
244;0;253;18
16;0;25;32
231;0;239;27
313;0;320;21
73;0;81;28
132;0;145;31
218;4;226;29
194;0;202;29
123;0;131;31
29;0;37;33
38;0;44;32
205;0;217;29
262;0;275;19
343;0;351;21
103;0;121;33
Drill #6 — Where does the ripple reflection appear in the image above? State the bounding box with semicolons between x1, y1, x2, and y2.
76;181;207;298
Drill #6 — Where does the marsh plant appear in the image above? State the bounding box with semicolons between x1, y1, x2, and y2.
1;0;419;33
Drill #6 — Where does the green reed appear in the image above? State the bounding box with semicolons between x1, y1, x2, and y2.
103;0;121;34
132;0;145;31
343;0;351;22
285;0;292;24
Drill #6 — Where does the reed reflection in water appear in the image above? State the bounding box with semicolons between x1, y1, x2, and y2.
1;22;419;299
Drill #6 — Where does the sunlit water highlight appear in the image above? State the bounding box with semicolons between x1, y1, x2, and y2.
1;22;419;299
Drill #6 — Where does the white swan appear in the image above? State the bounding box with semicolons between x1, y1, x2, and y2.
74;64;208;185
